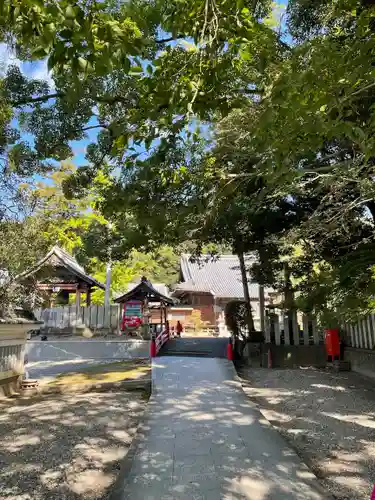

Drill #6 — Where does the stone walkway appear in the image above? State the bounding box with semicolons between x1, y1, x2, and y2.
115;357;329;500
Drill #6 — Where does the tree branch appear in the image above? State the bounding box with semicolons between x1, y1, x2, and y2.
12;93;134;107
12;93;63;106
301;152;354;173
81;124;108;132
155;35;185;44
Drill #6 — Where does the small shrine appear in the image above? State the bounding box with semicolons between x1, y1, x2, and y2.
115;276;174;335
18;246;105;307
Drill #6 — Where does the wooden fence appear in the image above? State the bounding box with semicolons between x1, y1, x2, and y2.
34;305;122;335
341;314;375;349
266;312;375;349
265;313;323;346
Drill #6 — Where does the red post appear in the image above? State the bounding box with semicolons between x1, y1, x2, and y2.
227;338;234;361
150;339;156;358
371;484;375;500
325;328;340;361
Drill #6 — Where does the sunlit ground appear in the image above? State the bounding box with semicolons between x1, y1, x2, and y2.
239;367;375;500
47;359;151;389
0;390;148;500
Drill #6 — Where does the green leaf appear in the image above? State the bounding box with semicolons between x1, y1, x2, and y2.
130;65;143;73
60;29;73;39
31;47;49;59
65;5;75;19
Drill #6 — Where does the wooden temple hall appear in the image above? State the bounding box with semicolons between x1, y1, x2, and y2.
18;246;105;307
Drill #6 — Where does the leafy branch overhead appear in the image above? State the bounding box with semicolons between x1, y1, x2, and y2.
0;0;280;173
1;0;375;324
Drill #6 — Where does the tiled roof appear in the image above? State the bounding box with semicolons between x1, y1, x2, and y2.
114;277;174;304
175;254;268;299
17;246;105;289
127;282;171;298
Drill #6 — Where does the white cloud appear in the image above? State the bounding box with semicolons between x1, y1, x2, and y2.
21;60;55;88
0;43;21;76
0;43;54;88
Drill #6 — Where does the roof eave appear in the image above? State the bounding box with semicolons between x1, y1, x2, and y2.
115;281;174;305
16;247;105;290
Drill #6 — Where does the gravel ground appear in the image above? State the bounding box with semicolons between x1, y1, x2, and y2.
0;391;147;500
238;366;375;500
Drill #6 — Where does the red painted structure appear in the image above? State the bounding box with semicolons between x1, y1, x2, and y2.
325;328;340;360
227;338;233;361
151;327;170;357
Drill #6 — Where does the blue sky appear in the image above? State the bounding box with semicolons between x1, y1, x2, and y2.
1;1;288;172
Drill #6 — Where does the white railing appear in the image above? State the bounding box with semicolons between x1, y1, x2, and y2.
155;328;170;354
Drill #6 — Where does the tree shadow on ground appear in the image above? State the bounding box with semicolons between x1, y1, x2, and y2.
238;366;375;500
115;357;328;500
0;389;147;500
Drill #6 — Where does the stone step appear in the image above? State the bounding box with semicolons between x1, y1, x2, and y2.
158;337;228;358
160;350;213;357
326;360;351;372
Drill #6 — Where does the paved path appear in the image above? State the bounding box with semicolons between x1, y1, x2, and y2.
114;357;328;500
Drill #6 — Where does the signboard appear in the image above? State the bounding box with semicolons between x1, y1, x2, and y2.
122;301;143;330
125;301;142;317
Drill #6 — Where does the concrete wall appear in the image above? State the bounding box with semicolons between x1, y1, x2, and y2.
26;339;150;362
0;374;22;398
0;324;28;385
344;347;375;379
260;344;327;368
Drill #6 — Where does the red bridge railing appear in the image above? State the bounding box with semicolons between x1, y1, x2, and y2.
150;326;170;357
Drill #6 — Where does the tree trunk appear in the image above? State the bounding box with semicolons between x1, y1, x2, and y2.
259;284;265;332
283;262;296;345
238;251;255;335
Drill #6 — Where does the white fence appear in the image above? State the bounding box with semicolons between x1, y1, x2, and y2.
265;313;322;346
266;312;375;349
34;305;122;334
342;314;375;349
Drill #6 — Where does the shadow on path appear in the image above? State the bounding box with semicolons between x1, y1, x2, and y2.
114;357;329;500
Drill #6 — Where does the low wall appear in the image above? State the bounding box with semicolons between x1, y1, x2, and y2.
344;347;375;379
0;324;28;393
26;339;150;362
260;344;327;368
0;375;22;398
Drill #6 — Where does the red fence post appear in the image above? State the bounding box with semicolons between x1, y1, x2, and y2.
227;337;234;361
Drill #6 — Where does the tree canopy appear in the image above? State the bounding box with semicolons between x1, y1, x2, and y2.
1;0;375;323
